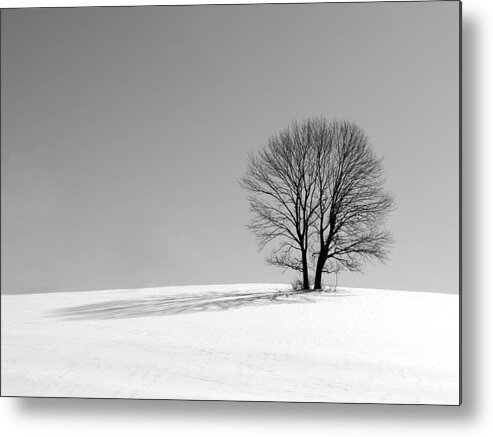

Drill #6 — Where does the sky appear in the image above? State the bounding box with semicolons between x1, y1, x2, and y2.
1;2;460;294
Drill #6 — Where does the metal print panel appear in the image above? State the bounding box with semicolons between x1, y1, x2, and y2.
0;1;461;404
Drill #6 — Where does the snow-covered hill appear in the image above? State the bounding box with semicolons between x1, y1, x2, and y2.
1;284;459;404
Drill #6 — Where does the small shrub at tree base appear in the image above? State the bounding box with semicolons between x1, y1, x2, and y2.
291;278;304;291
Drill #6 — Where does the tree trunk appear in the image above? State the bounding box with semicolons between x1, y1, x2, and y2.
301;251;310;290
313;252;326;290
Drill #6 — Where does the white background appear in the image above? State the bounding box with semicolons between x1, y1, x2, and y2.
0;0;490;436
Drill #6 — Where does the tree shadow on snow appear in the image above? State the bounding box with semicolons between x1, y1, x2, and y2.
49;289;352;321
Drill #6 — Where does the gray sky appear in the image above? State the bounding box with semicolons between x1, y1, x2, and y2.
1;2;460;294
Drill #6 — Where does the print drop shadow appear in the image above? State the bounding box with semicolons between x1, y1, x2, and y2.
49;289;352;321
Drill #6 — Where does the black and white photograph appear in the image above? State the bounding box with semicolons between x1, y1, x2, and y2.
1;1;460;405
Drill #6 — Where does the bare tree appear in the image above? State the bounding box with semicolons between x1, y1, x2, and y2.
240;117;394;291
311;120;394;289
239;121;319;290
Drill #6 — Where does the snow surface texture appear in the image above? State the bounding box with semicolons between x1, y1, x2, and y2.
1;284;459;404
